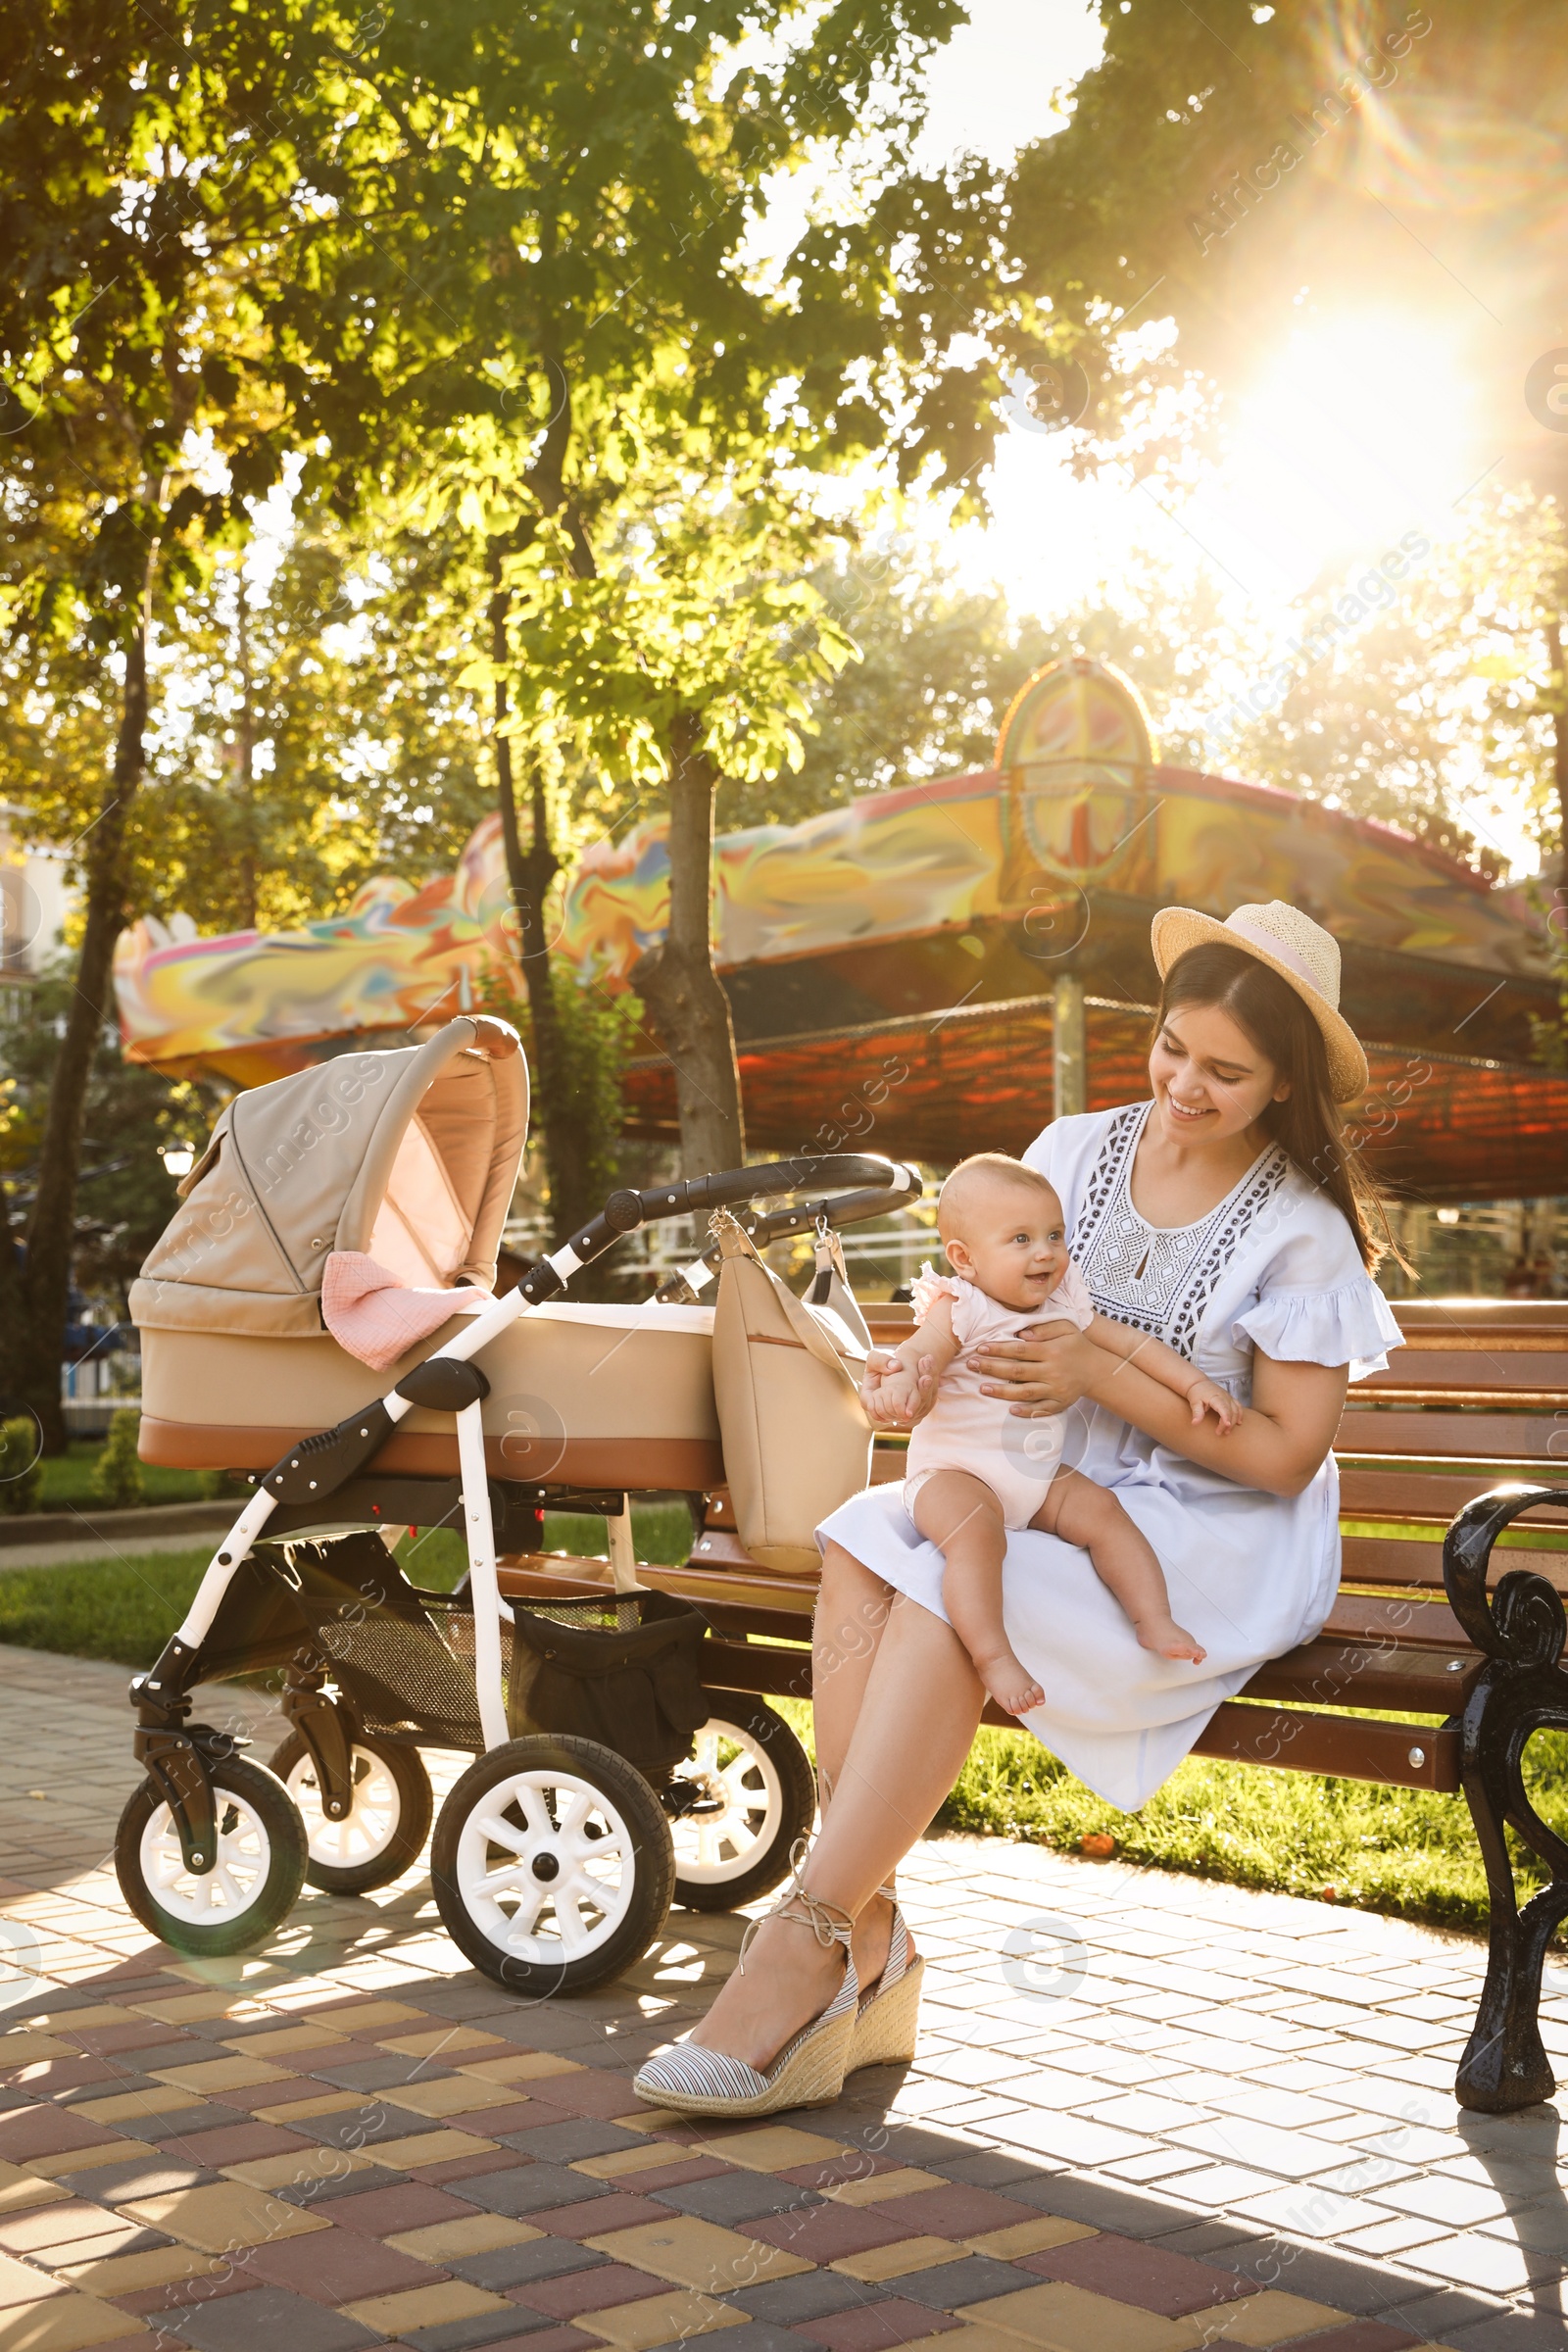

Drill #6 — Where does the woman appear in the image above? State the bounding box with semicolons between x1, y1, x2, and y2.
635;900;1403;2118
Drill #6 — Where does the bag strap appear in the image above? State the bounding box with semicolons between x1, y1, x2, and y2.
712;1213;866;1399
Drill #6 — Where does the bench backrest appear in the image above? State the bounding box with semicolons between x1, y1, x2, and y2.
1337;1300;1568;1606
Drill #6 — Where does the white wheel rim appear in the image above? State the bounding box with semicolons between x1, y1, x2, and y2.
286;1744;405;1873
139;1788;272;1928
670;1717;784;1886
452;1766;636;1965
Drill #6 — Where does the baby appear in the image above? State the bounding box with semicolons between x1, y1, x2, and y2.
861;1152;1239;1714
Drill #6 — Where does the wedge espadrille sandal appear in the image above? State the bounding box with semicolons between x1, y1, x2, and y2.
632;1890;858;2119
848;1884;923;2072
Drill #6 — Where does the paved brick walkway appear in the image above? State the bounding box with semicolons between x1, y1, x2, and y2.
3;1645;1568;2352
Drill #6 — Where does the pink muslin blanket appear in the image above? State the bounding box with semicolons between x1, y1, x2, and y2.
322;1250;491;1372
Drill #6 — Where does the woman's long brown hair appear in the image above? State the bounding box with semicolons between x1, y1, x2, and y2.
1155;942;1396;1271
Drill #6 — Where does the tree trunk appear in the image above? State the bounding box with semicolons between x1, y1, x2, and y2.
19;595;152;1449
489;588;601;1244
634;709;745;1176
0;1172;24;1413
1547;616;1568;873
235;579;258;930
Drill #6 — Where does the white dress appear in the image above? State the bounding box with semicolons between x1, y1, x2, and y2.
817;1103;1404;1810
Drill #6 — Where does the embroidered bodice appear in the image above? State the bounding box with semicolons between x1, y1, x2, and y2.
1069;1103;1289;1361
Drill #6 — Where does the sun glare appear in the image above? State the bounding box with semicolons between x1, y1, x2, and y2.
1200;312;1476;598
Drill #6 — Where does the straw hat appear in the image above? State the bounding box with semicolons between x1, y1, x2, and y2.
1150;901;1368;1102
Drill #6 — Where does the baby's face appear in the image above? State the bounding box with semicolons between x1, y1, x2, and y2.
943;1180;1069;1312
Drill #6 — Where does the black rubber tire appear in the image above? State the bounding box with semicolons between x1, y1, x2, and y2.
115;1754;308;1959
269;1729;434;1894
430;1735;674;1997
670;1695;816;1913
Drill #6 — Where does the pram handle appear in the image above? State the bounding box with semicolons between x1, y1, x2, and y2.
517;1154;919;1301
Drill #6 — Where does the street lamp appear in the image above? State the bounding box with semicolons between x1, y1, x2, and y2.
160;1142;197;1180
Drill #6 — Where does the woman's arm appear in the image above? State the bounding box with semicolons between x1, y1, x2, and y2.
974;1327;1346;1496
1084;1314;1240;1431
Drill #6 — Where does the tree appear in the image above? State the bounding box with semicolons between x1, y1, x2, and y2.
1002;1;1568;866
340;0;1034;1181
0;0;416;1440
0;977;210;1335
498;471;858;1172
140;521;494;936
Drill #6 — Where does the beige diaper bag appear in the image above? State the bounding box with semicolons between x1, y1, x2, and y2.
710;1213;872;1574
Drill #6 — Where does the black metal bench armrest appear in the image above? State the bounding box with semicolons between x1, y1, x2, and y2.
1444;1482;1566;1666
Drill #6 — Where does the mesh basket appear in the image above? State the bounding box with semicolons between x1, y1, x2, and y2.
195;1533;485;1749
508;1588;710;1772
191;1533;710;1772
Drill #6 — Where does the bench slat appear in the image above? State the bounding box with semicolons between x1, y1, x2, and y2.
1361;1350;1568;1393
1325;1591;1468;1646
1337;1410;1568;1460
1392;1302;1568;1338
1340;1466;1568;1523
1242;1634;1481;1713
1191;1705;1461;1791
1341;1534;1568;1592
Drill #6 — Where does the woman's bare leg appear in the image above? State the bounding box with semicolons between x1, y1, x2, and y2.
688;1578;983;2069
813;1544;900;1987
813;1542;895;1802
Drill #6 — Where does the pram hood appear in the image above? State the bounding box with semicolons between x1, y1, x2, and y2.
130;1015;527;1340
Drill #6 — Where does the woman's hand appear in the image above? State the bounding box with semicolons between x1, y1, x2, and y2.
974;1325;1098;1417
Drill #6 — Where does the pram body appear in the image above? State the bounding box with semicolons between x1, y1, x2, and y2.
121;1013;915;1995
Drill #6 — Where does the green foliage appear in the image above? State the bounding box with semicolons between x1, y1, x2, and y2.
0;1505;697;1667
546;975;645;1214
127;529;496;938
764;1695;1564;1938
0;1417;43;1515
495;488;862;794
0;977;212;1316
481;957;642;1217
935;1723;1547;1939
0;1548;211;1666
36;1444;220;1512
91;1410;145;1512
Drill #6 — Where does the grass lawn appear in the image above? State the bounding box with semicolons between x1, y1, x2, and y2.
34;1441;238;1512
5;1499;1564;1942
0;1501;698;1669
767;1694;1561;1939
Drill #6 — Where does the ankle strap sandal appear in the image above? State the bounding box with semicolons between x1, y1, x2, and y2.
633;1886;859;2120
848;1883;924;2075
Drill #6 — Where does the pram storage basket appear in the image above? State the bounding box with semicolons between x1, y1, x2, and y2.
508;1590;710;1773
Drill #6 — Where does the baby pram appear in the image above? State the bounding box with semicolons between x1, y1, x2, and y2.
121;1013;915;1995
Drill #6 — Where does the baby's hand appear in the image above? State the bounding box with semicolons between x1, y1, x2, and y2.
860;1354;925;1426
1186;1374;1241;1432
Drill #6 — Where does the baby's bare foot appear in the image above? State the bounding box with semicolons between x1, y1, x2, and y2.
1137;1616;1206;1664
974;1646;1045;1715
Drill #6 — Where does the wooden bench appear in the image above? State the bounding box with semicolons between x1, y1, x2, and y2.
499;1298;1568;2116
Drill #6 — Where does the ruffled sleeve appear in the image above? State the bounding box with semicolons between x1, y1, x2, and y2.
910;1264;988;1347
1230;1198;1403;1380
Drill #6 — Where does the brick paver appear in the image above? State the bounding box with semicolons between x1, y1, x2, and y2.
4;1645;1567;2349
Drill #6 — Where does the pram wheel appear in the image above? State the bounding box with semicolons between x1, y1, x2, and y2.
430;1736;674;1996
270;1730;433;1895
668;1696;815;1913
115;1756;307;1958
